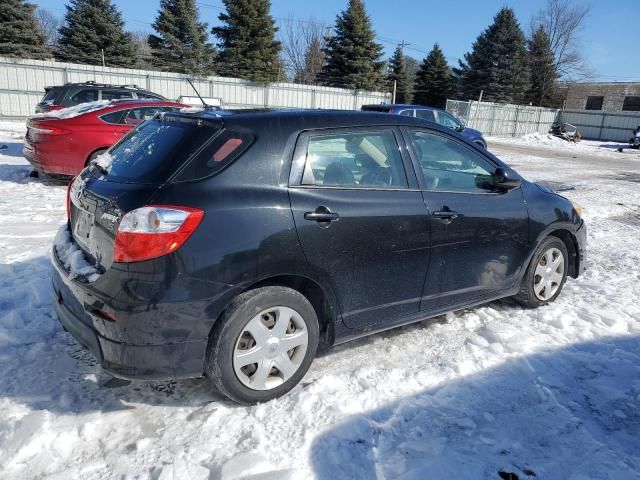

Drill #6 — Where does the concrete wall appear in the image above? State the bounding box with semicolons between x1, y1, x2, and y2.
563;82;640;112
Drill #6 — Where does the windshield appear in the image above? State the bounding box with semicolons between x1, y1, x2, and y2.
101;119;220;183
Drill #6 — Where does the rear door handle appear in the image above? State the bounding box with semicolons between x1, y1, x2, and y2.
433;210;458;222
304;207;340;223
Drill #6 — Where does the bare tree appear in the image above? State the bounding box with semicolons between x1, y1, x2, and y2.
280;15;327;84
131;31;153;67
35;8;61;47
531;0;593;80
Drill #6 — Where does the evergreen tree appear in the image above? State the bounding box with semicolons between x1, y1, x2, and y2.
404;56;419;102
413;43;454;109
387;46;410;103
0;0;50;60
212;0;282;83
320;0;385;91
455;8;530;104
149;0;216;76
57;0;137;67
527;25;558;107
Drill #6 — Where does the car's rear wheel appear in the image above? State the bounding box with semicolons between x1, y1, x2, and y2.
205;286;319;404
514;237;568;308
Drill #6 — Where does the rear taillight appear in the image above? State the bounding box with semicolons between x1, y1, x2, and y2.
34;125;71;136
66;177;75;220
113;206;204;263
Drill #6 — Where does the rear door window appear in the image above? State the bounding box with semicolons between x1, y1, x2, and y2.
415;109;435;122
68;88;99;104
101;119;221;184
101;90;134;100
302;130;408;188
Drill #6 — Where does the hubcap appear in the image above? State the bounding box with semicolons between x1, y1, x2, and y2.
233;306;308;391
533;247;565;301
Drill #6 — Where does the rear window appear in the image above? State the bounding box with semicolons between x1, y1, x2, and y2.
41;89;58;104
102;119;221;184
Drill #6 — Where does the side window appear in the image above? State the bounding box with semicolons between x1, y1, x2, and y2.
100;110;127;124
399;109;415;117
174;130;254;181
101;90;134;101
124;107;167;125
415;109;435;122
136;92;163;100
408;130;496;193
69;89;99;104
303;130;407;188
437;112;461;129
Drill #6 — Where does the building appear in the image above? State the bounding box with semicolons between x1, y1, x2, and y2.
561;82;640;112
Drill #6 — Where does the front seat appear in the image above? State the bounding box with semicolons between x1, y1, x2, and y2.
323;162;355;186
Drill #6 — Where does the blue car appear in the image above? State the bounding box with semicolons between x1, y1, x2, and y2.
361;104;487;149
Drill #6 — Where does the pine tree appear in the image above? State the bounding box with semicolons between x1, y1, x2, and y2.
56;0;137;68
0;0;50;60
320;0;385;91
387;46;410;103
527;25;558;107
413;44;454;108
455;8;530;104
212;0;282;83
148;0;216;76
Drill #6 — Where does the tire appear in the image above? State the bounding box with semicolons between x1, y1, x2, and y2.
514;237;569;308
86;148;107;166
205;286;319;405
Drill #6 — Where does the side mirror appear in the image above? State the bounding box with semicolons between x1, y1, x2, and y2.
455;124;465;132
493;167;522;190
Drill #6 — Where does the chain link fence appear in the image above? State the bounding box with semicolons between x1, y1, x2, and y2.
446;99;640;142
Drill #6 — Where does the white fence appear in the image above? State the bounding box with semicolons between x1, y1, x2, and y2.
446;99;640;142
0;57;390;120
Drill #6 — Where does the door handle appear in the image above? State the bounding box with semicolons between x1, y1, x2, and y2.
433;210;458;222
304;207;340;223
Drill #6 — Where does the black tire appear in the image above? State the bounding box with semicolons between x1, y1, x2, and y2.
205;286;319;405
514;237;569;308
86;148;107;166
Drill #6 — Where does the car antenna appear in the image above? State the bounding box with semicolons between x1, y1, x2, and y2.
185;77;218;111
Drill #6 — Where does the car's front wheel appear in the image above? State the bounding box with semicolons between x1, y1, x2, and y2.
205;286;319;404
514;237;568;308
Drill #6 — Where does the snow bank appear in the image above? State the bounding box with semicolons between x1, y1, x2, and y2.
35;100;112;120
487;132;625;157
52;225;100;282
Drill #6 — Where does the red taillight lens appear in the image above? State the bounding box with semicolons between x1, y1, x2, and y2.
113;206;204;263
66;177;75;220
30;125;70;136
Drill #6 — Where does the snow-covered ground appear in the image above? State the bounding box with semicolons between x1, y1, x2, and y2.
487;132;628;157
1;122;639;480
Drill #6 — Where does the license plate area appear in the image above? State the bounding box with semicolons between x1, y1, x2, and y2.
72;208;95;252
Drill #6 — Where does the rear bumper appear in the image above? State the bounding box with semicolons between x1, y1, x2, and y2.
23;141;80;176
51;237;210;380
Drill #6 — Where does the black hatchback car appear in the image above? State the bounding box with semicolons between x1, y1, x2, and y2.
52;110;586;404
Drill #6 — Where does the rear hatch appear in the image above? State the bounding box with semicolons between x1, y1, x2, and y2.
68;114;223;271
35;87;63;113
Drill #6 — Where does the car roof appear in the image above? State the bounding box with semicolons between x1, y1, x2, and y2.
171;108;448;132
362;103;443;112
46;82;149;91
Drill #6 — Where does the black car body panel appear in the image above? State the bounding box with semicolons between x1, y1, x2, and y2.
52;110;586;380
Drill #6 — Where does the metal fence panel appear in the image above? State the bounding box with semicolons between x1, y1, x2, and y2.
0;56;390;119
447;99;640;142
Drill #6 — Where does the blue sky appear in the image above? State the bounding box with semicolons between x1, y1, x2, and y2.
32;0;637;82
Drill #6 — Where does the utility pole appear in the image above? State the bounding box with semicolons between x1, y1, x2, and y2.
391;40;409;104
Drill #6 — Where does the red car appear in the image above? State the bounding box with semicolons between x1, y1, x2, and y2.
24;100;186;176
